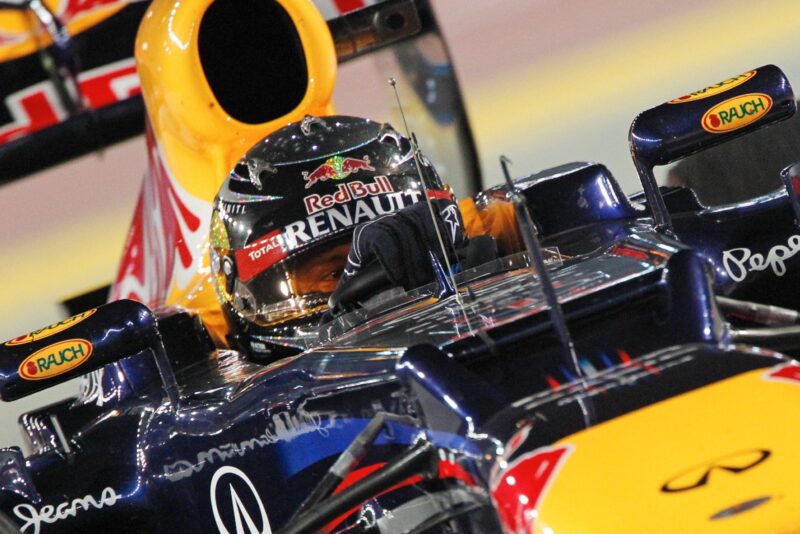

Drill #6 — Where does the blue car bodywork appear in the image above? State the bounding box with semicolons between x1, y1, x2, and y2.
0;66;799;532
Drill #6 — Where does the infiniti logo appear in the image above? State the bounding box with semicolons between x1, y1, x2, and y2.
661;449;770;493
210;466;272;534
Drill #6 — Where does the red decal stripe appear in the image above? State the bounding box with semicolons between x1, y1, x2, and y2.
235;230;288;281
324;458;475;532
0;92;59;144
618;349;661;375
545;374;560;389
611;245;649;261
791;174;800;195
332;0;365;14
491;446;572;533
426;189;453;201
766;363;800;384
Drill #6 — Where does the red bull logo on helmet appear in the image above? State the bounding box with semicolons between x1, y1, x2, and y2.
304;176;394;215
302;156;375;188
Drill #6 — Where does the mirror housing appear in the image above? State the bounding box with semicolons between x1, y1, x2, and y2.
0;300;176;402
629;65;796;232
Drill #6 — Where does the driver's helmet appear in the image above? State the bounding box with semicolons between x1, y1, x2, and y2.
210;115;447;359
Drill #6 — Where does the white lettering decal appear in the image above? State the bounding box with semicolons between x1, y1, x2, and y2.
442;204;461;242
164;412;333;482
13;487;119;534
353;199;376;222
247;234;283;260
407;190;423;204
283;221;311;250
370;195;393;215
285;191;424;249
722;235;800;282
210;466;271;534
327;205;353;229
307;213;329;238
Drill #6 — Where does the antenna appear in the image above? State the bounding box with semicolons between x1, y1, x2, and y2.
389;78;464;306
499;156;582;379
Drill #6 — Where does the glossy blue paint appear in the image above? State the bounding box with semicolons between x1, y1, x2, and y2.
2;140;800;531
0;212;737;532
482;162;639;236
631;65;795;166
630;64;796;232
397;344;507;434
0;300;168;402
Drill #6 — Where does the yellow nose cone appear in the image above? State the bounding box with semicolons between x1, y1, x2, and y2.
537;367;800;533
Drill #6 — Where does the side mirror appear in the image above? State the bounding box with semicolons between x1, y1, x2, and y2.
0;300;177;402
629;65;796;232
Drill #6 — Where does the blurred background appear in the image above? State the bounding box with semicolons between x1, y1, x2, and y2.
1;0;799;446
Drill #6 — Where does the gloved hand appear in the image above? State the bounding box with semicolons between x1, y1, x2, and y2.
339;198;467;291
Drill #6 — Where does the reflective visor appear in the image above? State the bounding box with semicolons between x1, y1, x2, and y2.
233;236;351;327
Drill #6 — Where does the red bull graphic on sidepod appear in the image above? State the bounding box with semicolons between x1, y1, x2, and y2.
302;156;375;188
111;123;209;305
491;445;573;533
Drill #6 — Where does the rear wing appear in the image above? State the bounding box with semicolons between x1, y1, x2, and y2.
0;0;479;186
0;0;147;182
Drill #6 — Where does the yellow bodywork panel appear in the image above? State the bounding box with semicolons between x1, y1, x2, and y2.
538;367;800;533
130;0;336;339
135;0;336;200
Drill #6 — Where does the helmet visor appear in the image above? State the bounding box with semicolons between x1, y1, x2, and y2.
232;236;351;327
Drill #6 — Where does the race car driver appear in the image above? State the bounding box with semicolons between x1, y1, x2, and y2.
209;114;521;360
210;116;519;361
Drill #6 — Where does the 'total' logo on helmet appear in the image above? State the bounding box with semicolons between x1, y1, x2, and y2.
236;230;289;282
669;70;757;104
302;156;375;188
702;93;772;133
18;339;93;380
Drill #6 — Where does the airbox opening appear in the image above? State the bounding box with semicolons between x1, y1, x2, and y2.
199;0;309;124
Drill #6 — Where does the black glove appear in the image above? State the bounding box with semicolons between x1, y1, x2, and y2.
339;198;467;291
